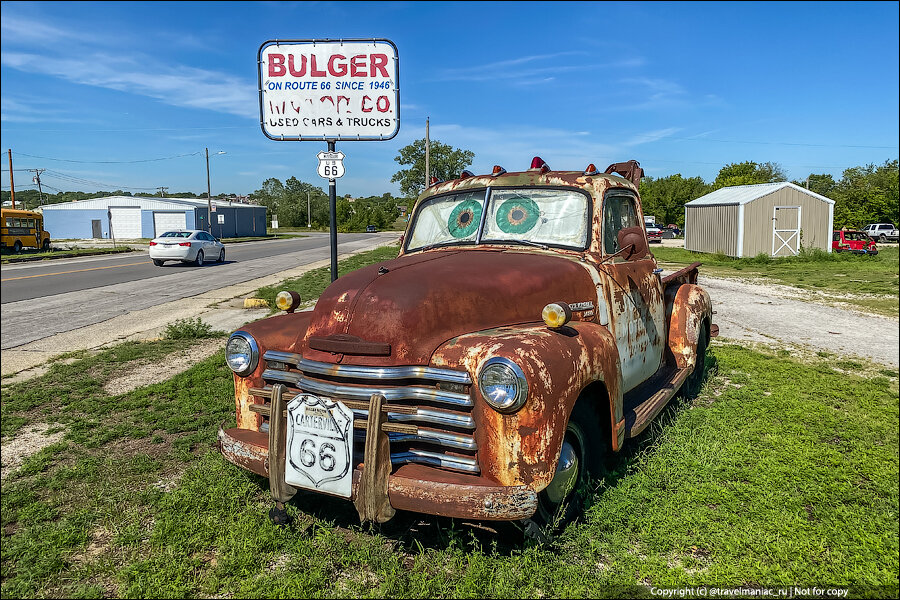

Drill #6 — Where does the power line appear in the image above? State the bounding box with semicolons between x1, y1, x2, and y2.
13;150;203;164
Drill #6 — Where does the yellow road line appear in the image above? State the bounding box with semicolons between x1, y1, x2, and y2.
1;261;149;281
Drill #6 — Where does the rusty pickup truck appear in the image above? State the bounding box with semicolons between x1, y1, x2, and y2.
219;157;715;536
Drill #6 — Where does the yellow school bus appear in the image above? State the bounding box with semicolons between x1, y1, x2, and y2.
1;208;52;252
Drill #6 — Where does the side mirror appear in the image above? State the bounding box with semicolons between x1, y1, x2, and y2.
617;226;648;261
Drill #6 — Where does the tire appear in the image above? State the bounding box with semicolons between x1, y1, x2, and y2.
681;322;709;398
879;234;887;243
524;400;605;541
42;239;51;251
13;241;22;254
218;248;225;263
153;259;165;266
195;249;205;266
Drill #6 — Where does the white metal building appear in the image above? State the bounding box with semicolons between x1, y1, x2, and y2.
684;182;835;257
41;196;267;239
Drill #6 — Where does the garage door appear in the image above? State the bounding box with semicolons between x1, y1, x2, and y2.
153;211;187;237
109;207;142;239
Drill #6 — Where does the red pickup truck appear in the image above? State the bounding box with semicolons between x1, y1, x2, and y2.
832;230;878;255
218;158;715;538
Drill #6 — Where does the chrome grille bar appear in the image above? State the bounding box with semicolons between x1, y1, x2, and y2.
353;429;477;451
262;369;473;408
390;450;480;474
262;352;472;385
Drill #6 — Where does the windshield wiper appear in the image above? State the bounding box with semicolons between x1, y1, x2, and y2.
506;239;549;250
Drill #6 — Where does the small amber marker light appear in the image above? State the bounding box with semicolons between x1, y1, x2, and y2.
275;290;301;313
542;302;572;328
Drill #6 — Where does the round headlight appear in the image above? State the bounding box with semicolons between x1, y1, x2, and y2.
226;331;259;376
478;357;528;413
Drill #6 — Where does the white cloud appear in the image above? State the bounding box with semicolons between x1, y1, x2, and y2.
2;51;258;118
433;53;643;84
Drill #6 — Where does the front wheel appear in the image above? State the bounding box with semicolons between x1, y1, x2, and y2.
42;239;51;251
681;322;709;398
218;248;225;262
195;249;205;266
525;401;605;541
13;241;23;254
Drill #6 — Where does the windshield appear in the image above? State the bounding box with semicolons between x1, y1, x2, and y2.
406;188;590;252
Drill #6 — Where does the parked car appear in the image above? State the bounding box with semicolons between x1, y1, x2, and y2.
645;223;663;243
218;157;715;539
832;230;878;255
366;225;378;233
148;230;225;266
862;223;898;242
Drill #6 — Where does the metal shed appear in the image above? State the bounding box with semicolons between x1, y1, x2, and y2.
684;182;835;257
41;196;267;240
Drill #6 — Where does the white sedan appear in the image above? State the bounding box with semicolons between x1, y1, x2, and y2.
148;230;225;266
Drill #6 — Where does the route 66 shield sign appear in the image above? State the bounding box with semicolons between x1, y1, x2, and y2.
285;394;354;497
316;151;345;179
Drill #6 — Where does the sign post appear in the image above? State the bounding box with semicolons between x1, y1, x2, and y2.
258;38;399;282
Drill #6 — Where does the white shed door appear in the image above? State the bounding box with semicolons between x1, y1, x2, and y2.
153;212;187;237
109;207;142;238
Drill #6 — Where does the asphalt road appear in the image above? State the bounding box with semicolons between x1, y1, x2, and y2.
0;232;397;349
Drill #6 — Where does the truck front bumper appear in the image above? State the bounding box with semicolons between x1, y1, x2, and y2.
217;426;539;521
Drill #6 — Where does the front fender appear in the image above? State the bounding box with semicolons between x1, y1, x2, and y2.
666;284;712;370
431;322;623;491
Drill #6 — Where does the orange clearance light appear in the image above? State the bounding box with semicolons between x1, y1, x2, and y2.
492;165;507;176
459;170;474;179
584;163;599;176
529;156;550;173
542;302;572;328
275;290;301;313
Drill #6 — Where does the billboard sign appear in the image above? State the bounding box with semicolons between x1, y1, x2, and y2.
258;39;399;141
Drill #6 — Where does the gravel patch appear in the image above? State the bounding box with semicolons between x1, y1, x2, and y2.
1;423;65;480
102;338;224;396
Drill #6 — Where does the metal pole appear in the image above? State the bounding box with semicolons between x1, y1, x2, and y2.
425;117;430;189
206;147;213;233
328;140;338;282
307;191;311;228
8;149;15;209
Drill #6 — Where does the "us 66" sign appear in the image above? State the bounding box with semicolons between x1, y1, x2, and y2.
316;151;345;179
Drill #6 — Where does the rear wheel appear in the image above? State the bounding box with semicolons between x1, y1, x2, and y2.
152;259;165;266
13;241;22;254
195;249;205;266
682;322;709;398
880;234;887;243
524;400;605;541
218;248;225;262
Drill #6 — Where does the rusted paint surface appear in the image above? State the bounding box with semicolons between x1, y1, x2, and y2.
666;283;712;370
432;322;622;491
218;426;268;477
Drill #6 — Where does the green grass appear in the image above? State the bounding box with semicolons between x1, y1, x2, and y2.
0;246;136;263
1;340;897;598
254;244;400;310
653;246;900;316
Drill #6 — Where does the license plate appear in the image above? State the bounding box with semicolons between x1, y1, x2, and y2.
285;394;354;498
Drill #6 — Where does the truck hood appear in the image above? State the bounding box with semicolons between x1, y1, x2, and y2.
300;248;597;365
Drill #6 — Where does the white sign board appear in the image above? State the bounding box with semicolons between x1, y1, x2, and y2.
285;394;354;498
217;214;225;225
317;151;345;179
271;218;279;229
258;39;399;141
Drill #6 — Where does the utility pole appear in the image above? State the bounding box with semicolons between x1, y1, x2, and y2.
805;175;810;189
205;147;212;232
7;149;15;209
425;117;430;190
157;186;168;197
307;191;311;228
28;169;46;206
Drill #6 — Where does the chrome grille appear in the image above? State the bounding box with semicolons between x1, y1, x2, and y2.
261;352;479;474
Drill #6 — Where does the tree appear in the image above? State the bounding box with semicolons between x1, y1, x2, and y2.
713;161;787;189
791;173;837;198
638;174;711;227
391;138;474;198
831;160;899;228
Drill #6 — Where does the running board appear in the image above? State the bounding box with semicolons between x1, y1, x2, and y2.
624;367;691;438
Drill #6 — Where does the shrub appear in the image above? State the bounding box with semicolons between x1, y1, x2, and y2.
162;317;220;340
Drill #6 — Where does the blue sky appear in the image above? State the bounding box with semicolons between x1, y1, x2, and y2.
1;1;898;198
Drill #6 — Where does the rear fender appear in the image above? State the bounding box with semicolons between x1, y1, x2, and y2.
665;284;712;370
431;322;623;491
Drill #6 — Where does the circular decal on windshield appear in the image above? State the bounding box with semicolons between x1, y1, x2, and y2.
496;197;540;234
448;199;482;238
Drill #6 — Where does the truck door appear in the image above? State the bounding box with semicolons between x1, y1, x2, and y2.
591;190;665;392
